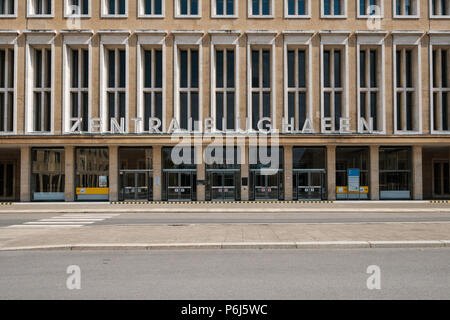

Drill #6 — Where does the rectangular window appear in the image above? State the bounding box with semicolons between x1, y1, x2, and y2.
143;48;163;131
249;0;273;17
66;0;89;16
379;147;412;200
322;47;344;131
32;48;52;133
176;0;200;16
106;48;126;131
179;48;199;130
76;148;109;201
0;0;15;15
31;149;65;201
214;0;235;16
287;48;307;131
251;48;271;130
322;0;346;17
395;47;417;132
139;0;163;16
394;0;419;17
69;48;89;132
0;48;14;132
359;48;380;131
214;48;235;131
431;0;450;16
103;0;127;16
432;47;450;131
28;0;52;16
358;0;382;17
286;0;309;17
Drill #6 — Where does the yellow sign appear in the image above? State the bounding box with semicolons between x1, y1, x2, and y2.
76;188;109;195
336;186;368;194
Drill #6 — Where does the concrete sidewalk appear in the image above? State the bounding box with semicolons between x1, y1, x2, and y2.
1;221;450;251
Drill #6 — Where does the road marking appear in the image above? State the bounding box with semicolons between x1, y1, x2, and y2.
6;214;120;228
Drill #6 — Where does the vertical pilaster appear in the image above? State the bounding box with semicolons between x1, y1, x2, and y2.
64;146;75;202
153;146;162;201
327;145;336;200
370;145;380;200
240;144;249;201
284;146;293;201
109;146;119;202
196;144;205;201
20;146;31;202
413;145;423;200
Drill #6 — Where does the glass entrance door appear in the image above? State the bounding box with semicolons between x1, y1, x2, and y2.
254;173;279;200
295;171;325;200
0;162;14;201
167;172;196;201
210;172;236;201
122;171;150;201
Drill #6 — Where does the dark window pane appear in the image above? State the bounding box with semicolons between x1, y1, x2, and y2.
191;93;199;127
216;0;224;15
252;50;259;88
370;50;377;87
216;92;223;130
180;93;188;129
324;50;330;87
252;93;259;130
262;0;270;15
263;93;270;118
119;92;126;119
191;50;199;88
82;92;88;131
109;0;115;14
370;92;377;131
119;50;126;88
406;92;413;131
144;50;152;88
180;50;188;88
155;92;163;124
227;93;235;129
360;50;366;88
144;93;152;131
119;0;126;14
298;92;306;129
360;92;366;117
443;93;449;131
298;50;306;88
191;0;198;15
335;92;342;130
72;50;79;88
181;0;188;15
288;93;295;124
334;50;341;87
324;92;330;117
216;50;224;88
442;50;448;88
82;50;89;88
108;50;115;88
396;50;402;87
155;0;162;14
397;92;402;130
226;0;234;15
287;50;295;88
262;50;270;88
227;50;234;88
71;92;78;118
252;0;259;15
155;50;163;88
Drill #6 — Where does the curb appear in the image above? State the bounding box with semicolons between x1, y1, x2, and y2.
0;240;449;252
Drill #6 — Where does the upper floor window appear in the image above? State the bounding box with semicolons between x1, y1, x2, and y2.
176;0;201;17
178;48;200;130
358;0;383;18
322;47;344;131
432;47;450;131
102;0;127;17
0;0;15;16
394;0;419;18
430;0;450;17
285;0;310;18
142;48;163;131
212;0;237;17
249;0;274;17
322;0;347;17
106;48;126;131
32;48;52;133
214;48;236;131
65;0;90;17
0;48;14;133
251;48;272;130
286;48;308;131
28;0;53;17
139;0;163;17
69;48;89;132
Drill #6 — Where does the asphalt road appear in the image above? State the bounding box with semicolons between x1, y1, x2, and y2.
0;248;449;299
2;211;450;227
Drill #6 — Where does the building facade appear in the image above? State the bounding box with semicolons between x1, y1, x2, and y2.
0;0;450;202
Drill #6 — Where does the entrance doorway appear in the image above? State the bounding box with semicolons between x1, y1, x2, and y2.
294;170;325;200
166;171;197;201
208;171;239;201
0;161;14;201
252;171;282;200
121;171;152;201
433;160;450;198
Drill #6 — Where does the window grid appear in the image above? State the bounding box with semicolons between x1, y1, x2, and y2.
177;0;200;17
0;0;15;15
431;0;450;16
359;47;379;131
322;0;346;17
0;48;14;132
395;47;415;131
140;0;163;16
249;0;273;17
29;0;52;16
323;47;344;131
251;47;272;130
179;48;199;130
104;0;127;16
213;0;236;17
32;48;52;132
70;48;89;132
285;0;309;17
432;47;450;131
106;48;126;131
286;47;308;131
67;0;89;16
395;0;419;17
358;0;382;17
214;48;235;131
143;48;163;130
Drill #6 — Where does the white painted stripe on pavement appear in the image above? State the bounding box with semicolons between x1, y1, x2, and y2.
24;221;95;225
6;225;84;228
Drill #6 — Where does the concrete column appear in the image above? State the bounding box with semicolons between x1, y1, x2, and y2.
20;146;31;202
327;145;336;200
109;146;119;202
240;144;249;201
413;145;423;200
152;146;162;201
284;146;293;201
369;145;380;200
196;144;205;201
64;146;75;202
